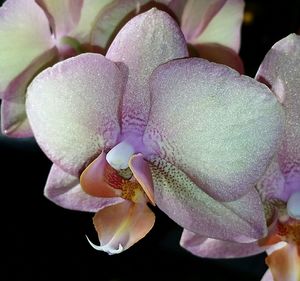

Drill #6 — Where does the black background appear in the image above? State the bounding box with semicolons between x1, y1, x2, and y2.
1;1;300;281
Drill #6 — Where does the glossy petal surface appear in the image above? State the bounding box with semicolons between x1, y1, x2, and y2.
145;58;284;201
90;200;155;254
106;8;188;136
0;0;54;95
150;157;267;241
26;53;124;175
180;229;264;258
45;164;122;212
194;0;244;52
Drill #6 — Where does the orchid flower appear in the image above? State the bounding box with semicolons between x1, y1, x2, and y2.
0;0;245;138
91;0;245;72
25;9;284;255
180;34;300;281
0;0;121;138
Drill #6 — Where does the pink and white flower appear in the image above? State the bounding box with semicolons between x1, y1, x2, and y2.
180;34;300;281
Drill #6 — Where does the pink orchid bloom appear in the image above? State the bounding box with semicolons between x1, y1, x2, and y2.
0;0;244;138
91;0;245;72
180;34;300;281
25;9;284;255
0;0;120;138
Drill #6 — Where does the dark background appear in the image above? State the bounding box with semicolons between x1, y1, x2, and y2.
1;1;300;281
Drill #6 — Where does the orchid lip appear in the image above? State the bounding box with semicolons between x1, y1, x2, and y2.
85;235;124;255
287;191;300;219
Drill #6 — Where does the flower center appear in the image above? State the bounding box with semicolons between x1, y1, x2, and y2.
287;191;300;220
106;140;136;170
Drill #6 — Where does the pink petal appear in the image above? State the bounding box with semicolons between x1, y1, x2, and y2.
1;48;57;138
36;0;83;38
149;157;267;242
145;58;284;201
256;34;300;197
256;157;286;201
89;200;155;254
180;229;265;258
70;0;116;44
261;270;274;281
106;8;188;136
26;53;125;176
0;0;54;95
193;0;245;52
80;151;123;198
45;164;122;212
181;0;226;42
91;0;149;49
129;153;155;205
192;43;244;73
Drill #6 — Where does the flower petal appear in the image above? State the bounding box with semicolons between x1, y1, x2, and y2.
180;0;226;42
26;53;124;175
192;43;244;73
150;157;267;241
145;58;284;201
70;0;115;43
266;243;300;281
193;0;245;52
0;0;54;95
91;0;148;49
256;157;286;201
36;0;82;38
256;34;300;196
106;8;188;136
45;164;122;212
89;200;155;254
261;270;274;281
80;151;123;198
180;229;265;258
129;153;155;205
1;48;57;138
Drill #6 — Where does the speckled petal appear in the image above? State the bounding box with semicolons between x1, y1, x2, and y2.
150;157;267;241
45;164;123;212
106;8;188;136
1;48;57;138
26;53;124;176
36;0;82;38
256;34;300;197
145;58;284;201
180;229;265;258
0;0;54;95
193;0;244;52
256;157;286;201
181;0;226;42
70;0;114;43
129;153;155;205
91;200;155;254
